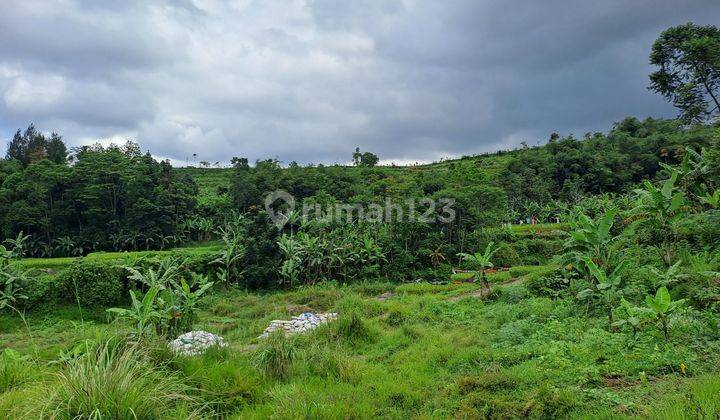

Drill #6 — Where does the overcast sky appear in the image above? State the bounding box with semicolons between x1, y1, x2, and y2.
1;0;719;166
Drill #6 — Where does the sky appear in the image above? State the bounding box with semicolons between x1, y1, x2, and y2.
1;0;719;166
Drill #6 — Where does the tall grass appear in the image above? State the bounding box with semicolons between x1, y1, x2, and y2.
253;332;297;380
37;341;200;419
651;375;720;419
0;351;35;393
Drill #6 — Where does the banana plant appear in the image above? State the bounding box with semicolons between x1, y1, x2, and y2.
107;286;163;337
612;298;656;339
124;259;181;290
277;235;304;287
457;241;499;290
577;257;628;327
630;172;687;266
645;286;685;341
158;277;215;336
3;232;30;257
647;261;686;288
563;209;618;276
428;247;446;267
212;223;246;285
0;260;35;353
699;188;720;209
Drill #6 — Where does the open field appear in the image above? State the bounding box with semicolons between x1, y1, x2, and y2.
2;272;718;418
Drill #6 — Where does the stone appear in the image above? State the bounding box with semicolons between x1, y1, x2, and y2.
169;330;227;356
258;312;338;339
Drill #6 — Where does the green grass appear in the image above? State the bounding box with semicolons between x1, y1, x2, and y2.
16;244;222;270
2;279;718;418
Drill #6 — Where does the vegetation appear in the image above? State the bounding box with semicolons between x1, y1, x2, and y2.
1;22;720;419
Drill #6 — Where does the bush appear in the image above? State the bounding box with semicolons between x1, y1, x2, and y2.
493;243;520;267
59;260;128;307
525;268;572;297
676;210;720;249
21;274;64;309
332;310;373;343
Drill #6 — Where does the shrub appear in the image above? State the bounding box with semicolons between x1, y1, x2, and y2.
676;210;720;249
492;243;520;267
21;274;64;309
38;342;198;419
59;260;127;307
525;268;572;297
523;384;579;418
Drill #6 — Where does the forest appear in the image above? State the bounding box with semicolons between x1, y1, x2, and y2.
0;22;720;419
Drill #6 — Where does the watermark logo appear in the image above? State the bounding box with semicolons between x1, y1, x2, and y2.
264;190;455;229
264;190;296;228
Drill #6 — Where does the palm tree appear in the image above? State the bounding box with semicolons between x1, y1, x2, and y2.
428;247;446;267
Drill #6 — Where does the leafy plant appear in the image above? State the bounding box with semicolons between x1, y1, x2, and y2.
2;231;30;258
212;218;246;285
107;286;163;337
277;235;304;287
563;209;618;276
612;298;656;339
457;241;499;290
0;244;34;348
645;286;685;340
577;257;628;327
631;172;687;265
699;188;720;209
647;261;686;288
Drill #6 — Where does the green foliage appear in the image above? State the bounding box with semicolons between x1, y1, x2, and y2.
0;137;197;257
645;286;686;340
59;260;127;307
212;216;246;285
107;286;163;337
631;172;687;265
0;349;35;393
457;241;499;287
611;298;656;338
649;23;720;122
108;260;215;337
577;257;629;326
563;209;618;275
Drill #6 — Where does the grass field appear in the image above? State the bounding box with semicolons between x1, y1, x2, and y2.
15;243;223;270
1;269;716;418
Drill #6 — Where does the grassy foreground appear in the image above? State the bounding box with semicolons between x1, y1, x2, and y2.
1;273;718;419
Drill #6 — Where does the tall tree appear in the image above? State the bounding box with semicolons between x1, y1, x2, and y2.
46;133;68;165
649;23;720;122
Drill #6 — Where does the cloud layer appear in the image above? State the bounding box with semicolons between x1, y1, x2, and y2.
1;0;719;165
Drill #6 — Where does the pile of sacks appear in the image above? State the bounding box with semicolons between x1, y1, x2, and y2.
259;312;338;338
168;330;227;356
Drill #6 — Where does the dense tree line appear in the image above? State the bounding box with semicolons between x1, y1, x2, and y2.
1;127;197;257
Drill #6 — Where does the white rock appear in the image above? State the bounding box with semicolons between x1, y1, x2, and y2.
169;330;227;356
258;312;338;339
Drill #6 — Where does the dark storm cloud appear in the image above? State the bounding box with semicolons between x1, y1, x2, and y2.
1;0;719;165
